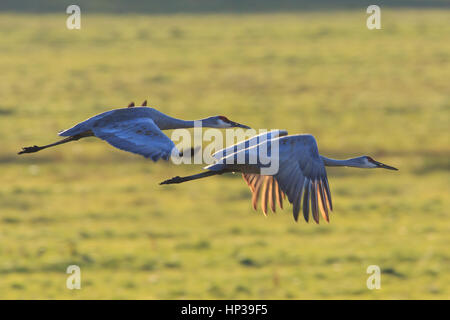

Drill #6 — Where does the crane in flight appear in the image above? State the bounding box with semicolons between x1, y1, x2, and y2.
161;131;398;223
18;100;250;161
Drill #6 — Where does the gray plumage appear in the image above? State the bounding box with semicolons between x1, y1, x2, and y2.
161;133;398;223
19;106;250;160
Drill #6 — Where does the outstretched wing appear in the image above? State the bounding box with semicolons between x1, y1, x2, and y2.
207;133;332;223
212;130;289;215
92;118;177;161
274;135;333;223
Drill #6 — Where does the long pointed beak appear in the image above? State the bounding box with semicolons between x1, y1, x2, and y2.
375;160;398;171
230;121;251;129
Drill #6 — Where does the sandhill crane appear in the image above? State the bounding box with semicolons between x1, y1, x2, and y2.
161;132;398;223
18;101;250;161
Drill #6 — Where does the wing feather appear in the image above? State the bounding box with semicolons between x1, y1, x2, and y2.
311;180;319;223
292;178;305;221
268;177;276;213
242;174;284;214
318;180;329;222
323;176;333;211
251;176;264;210
302;178;310;222
261;176;270;215
274;179;284;209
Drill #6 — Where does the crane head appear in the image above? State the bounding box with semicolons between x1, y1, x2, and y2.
364;156;398;170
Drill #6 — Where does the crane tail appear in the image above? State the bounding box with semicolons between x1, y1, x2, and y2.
159;170;226;185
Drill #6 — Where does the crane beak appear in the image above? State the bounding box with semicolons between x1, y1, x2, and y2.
374;160;398;171
230;121;251;129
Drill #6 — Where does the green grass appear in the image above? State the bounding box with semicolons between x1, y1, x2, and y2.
0;10;449;299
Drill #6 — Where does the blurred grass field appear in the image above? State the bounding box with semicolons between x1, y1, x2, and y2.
0;10;449;299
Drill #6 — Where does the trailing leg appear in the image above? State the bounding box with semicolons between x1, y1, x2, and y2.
160;170;227;185
18;131;93;155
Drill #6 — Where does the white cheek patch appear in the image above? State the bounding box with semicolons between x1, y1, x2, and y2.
365;159;378;168
218;119;232;127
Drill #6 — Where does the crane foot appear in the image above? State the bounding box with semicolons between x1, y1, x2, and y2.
18;145;43;155
160;176;183;185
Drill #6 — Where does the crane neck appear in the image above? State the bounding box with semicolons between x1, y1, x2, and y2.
320;156;366;168
148;108;217;130
160;118;197;130
151;112;200;130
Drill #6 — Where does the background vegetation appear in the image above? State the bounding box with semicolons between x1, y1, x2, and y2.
0;5;448;299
